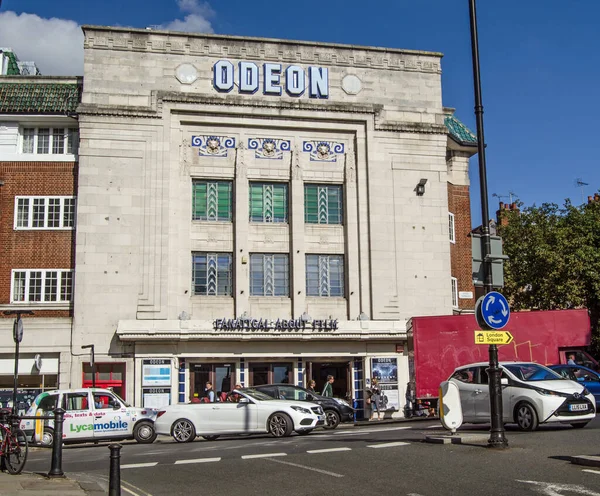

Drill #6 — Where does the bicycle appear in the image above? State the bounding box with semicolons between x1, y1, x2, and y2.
0;409;28;475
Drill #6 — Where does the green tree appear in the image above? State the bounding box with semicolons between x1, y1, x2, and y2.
498;198;600;356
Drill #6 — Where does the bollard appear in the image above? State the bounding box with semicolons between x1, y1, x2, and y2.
47;407;65;478
108;444;122;496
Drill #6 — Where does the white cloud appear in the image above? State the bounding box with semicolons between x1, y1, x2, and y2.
0;11;84;76
0;1;215;77
160;0;215;33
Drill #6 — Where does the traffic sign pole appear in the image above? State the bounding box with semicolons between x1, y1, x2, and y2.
469;0;508;449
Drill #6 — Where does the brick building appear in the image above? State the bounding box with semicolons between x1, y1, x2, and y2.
0;76;81;411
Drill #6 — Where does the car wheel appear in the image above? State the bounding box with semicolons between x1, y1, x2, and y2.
172;419;196;443
323;410;340;430
202;435;220;441
515;403;539;431
39;427;54;447
134;421;157;444
268;413;293;438
571;422;589;429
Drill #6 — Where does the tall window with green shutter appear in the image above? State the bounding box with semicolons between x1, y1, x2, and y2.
249;183;288;223
192;180;232;221
304;184;343;224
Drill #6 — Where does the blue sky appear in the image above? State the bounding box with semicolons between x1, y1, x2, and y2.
1;0;599;226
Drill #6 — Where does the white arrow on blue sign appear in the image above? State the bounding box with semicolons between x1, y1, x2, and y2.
480;291;510;329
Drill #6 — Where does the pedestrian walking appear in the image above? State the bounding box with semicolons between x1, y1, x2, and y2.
307;380;317;395
321;375;334;397
368;378;382;421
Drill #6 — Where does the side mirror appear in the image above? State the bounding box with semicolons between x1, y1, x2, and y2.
500;378;508;386
112;402;120;410
238;398;250;404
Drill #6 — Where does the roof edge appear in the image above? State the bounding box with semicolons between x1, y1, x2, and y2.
81;25;444;59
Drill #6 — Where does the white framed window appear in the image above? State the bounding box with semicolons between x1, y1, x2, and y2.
451;277;458;308
449;212;456;243
14;196;76;230
11;269;73;303
20;127;79;155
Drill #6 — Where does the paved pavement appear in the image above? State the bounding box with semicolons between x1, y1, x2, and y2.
0;471;104;496
4;415;600;495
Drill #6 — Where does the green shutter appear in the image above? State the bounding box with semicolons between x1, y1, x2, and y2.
192;182;207;220
304;185;318;223
273;184;287;222
217;182;232;221
249;183;264;222
328;186;343;224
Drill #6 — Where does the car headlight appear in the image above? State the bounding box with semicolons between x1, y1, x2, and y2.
582;388;590;396
534;388;568;397
333;398;350;407
291;406;311;415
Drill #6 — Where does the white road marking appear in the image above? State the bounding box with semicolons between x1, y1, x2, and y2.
517;480;600;495
582;469;600;476
122;487;143;496
121;462;158;469
427;425;442;429
241;452;287;459
307;447;352;454
265;457;344;478
367;441;410;449
175;457;222;465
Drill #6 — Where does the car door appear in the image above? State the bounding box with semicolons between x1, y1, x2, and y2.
571;367;600;405
62;391;94;440
450;367;480;421
93;392;130;440
473;366;491;420
209;399;258;433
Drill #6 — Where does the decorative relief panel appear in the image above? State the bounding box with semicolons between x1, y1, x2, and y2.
248;138;291;160
302;141;345;162
192;135;236;157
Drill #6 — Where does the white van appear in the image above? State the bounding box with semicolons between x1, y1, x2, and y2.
20;388;158;446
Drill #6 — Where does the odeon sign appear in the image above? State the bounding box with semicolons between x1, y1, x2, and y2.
213;60;329;98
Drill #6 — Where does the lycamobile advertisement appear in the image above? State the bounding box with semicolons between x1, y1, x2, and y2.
70;419;128;433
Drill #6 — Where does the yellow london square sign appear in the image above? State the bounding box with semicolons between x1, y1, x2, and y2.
474;330;514;345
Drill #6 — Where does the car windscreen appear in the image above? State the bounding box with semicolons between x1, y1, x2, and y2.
242;389;275;401
110;391;130;407
504;363;563;381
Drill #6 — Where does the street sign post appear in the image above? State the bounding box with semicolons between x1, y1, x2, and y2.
475;330;514;345
476;291;510;330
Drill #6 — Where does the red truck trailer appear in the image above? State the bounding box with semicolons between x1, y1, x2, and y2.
406;309;598;408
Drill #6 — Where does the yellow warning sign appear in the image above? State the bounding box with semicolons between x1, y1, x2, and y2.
474;330;514;345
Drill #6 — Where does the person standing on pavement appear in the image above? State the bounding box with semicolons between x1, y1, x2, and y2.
368;378;382;421
322;375;334;397
307;380;317;395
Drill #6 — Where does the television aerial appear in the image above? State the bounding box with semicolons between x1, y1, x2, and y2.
575;178;589;204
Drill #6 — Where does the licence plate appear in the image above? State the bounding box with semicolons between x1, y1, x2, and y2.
318;415;325;421
569;404;588;412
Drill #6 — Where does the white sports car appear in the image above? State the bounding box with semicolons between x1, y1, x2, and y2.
155;388;325;442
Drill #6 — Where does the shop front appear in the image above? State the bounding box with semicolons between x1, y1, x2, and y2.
0;353;60;414
118;318;408;419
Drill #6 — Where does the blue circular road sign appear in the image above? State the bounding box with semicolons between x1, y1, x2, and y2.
480;291;510;329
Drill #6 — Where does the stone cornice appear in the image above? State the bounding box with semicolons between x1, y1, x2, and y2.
82;25;442;74
77;95;447;136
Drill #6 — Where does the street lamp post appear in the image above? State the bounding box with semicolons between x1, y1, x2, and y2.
467;0;508;448
3;310;34;415
82;344;96;388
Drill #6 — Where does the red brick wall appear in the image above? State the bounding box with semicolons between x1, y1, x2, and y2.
448;183;475;310
0;161;77;318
